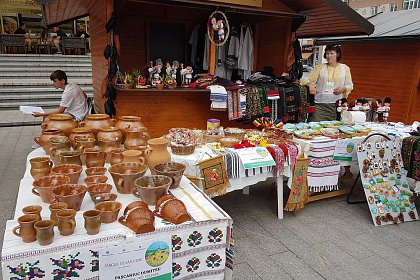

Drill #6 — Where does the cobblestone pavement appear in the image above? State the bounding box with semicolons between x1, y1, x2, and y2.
0;126;419;279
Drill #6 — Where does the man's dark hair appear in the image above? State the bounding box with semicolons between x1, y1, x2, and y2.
341;98;347;103
324;44;342;62
50;70;67;84
356;98;363;103
384;97;391;104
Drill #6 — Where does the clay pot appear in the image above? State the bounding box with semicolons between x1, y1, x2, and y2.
133;175;172;205
119;202;155;234
84;175;108;187
49;136;71;166
29;157;53;180
124;127;150;149
155;194;191;224
84;147;106;168
51;164;83;184
154;162;186;189
59;151;82;166
34;220;55;246
122;150;146;165
95;201;122;223
22;205;43;221
56;209;77;236
80;114;116;137
85;166;107;177
32;175;71;204
109;162;147;194
13;214;39;243
52;184;87;211
87;183;113;200
109;148;125;166
49;202;68;226
75;136;96;152
69;128;95;148
147;138;171;174
98;138;120;154
92;193;117;205
41;114;77;136
83;210;102;235
34;129;64;155
115;116;146;142
97;127;122;144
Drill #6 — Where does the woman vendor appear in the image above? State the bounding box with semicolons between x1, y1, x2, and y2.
301;45;353;122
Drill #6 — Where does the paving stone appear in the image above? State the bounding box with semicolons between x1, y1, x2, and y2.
271;251;325;280
232;262;261;280
360;254;415;279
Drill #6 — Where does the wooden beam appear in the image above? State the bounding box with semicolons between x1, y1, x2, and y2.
308;188;351;202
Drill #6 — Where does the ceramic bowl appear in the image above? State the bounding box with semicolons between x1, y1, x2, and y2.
84;175;108;186
85;166;107;177
133;175;172;205
91;193;118;205
153;162;186;189
52;184;87;211
109;163;147;194
51;164;83;184
32;175;71;203
95;201;122;223
87;183;113;200
155;194;191;225
119;203;155;234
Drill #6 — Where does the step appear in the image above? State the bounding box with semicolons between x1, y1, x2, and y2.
0;86;93;94
0;109;42;127
0;72;92;77
0;93;94;102
0;62;92;67
0;78;93;86
0;100;60;110
0;67;92;72
0;54;91;61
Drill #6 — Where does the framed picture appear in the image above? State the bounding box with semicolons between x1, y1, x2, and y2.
1;14;19;34
199;155;229;198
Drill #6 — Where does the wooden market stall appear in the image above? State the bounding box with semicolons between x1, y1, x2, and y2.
315;9;420;124
39;0;373;137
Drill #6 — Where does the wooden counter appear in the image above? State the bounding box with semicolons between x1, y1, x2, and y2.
114;87;253;137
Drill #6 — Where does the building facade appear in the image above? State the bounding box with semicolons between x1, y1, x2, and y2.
346;0;419;17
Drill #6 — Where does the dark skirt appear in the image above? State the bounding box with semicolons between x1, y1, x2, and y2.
308;103;337;122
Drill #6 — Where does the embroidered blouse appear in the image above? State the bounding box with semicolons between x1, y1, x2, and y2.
300;63;353;104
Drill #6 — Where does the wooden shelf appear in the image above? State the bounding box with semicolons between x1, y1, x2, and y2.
116;87;210;94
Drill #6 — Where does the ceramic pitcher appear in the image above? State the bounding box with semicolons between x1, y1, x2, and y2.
69;128;95;148
49;136;72;166
34;128;64;155
122;150;146;165
97;127;123;145
147;138;171;174
109;148;125;165
124;127;150;149
13;214;39;243
56;209;77;236
59;151;82;166
84;147;106;168
115;116;146;142
29;157;53;180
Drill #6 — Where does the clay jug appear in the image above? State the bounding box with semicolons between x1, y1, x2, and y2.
80;114;116;137
109;148;125;165
49;202;68;226
59;151;82;166
74;136;95;165
115;116;146;142
34;220;55;246
98;138;120;154
22;205;43;221
147;138;171;174
34;129;64;155
69;128;95;148
56;209;77;236
83;210;101;235
124;127;150;149
84;147;106;168
49;136;71;166
122;150;146;165
30;157;53;180
97;127;123;145
41;114;77;136
13;214;39;243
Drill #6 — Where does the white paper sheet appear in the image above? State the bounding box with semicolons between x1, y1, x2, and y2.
19;106;44;115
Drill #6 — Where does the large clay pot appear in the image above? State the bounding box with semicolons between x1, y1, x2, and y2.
147;138;171;175
97;127;122;144
59;151;82;166
13;214;39;243
30;157;53;180
109;162;147;194
34;220;55;246
32;175;71;204
56;209;77;236
133;175;172;205
51;164;83;184
118;202;155;234
53;184;87;211
80;114;116;137
155;194;191;225
41;114;77;136
115;116;146;142
124;127;150;149
154;162;186;189
69;128;94;148
98;138;120;154
34;129;64;155
84;147;106;168
122;150;146;165
109;148;125;166
49;136;71;166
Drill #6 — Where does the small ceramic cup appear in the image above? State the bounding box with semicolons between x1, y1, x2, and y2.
49;202;68;226
83;210;102;235
22;205;42;221
56;209;77;236
34;219;55;246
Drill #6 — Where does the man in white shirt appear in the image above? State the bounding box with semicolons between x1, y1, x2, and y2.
33;70;89;121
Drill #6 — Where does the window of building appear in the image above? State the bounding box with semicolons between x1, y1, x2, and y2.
390;3;398;11
371;5;378;15
403;0;420;9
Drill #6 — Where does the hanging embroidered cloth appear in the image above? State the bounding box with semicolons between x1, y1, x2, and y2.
285;156;309;212
402;136;420;181
227;90;242;120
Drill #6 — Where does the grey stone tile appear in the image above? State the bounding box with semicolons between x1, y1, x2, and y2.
311;241;358;267
285;241;335;273
271;251;325;280
360;254;415;279
233;262;261;280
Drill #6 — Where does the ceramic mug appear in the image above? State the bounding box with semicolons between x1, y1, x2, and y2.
83;210;102;235
12;214;39;243
49;202;68;226
34;220;55;246
56;209;77;236
22;205;42;221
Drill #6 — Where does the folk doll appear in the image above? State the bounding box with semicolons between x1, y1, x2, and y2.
184;66;193;85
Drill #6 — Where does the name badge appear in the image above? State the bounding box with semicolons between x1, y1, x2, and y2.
325;82;334;93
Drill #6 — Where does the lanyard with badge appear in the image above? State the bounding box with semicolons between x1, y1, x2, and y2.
324;66;337;94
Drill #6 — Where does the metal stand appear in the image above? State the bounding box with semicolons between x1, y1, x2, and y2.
346;133;391;204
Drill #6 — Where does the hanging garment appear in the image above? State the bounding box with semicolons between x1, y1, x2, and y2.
203;33;210;71
227;90;242;120
189;25;200;67
215;45;227;79
238;26;254;81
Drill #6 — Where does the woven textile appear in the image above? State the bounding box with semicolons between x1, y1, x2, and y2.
244;86;263;119
227;90;242;120
402;136;420;181
285;156;309;212
307;140;340;192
